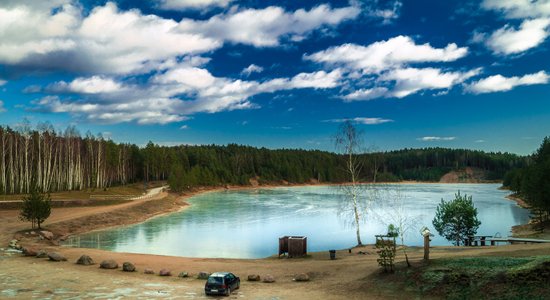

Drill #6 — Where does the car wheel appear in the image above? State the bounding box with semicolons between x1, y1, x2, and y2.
236;282;240;290
225;287;231;296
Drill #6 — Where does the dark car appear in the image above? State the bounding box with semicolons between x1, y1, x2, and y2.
205;272;240;296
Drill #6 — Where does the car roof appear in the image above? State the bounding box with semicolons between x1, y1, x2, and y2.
210;272;232;277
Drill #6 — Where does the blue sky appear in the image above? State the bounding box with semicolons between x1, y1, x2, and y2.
0;0;549;155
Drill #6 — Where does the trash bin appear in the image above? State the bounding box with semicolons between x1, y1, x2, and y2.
329;250;336;260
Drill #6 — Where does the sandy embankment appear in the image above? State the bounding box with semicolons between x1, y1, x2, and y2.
1;183;548;299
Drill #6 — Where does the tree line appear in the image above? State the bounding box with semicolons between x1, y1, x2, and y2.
0;123;529;195
0;122;141;194
503;137;550;219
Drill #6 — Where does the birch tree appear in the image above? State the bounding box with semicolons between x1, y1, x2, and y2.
335;121;372;246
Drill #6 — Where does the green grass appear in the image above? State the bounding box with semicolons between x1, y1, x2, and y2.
371;256;550;300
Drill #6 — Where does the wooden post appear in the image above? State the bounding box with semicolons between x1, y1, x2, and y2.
423;234;430;261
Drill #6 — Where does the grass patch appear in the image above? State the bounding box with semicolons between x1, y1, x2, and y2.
371;256;550;299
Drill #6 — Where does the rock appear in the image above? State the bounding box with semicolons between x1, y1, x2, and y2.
36;250;48;258
178;272;189;278
144;268;155;274
40;231;54;240
197;272;210;279
48;252;67;262
99;260;118;269
22;247;38;257
263;275;275;283
8;239;18;249
247;274;261;281
294;273;310;282
122;262;136;272
76;255;95;265
159;269;171;276
30;231;36;235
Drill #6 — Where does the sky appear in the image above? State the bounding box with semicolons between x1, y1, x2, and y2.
0;0;549;155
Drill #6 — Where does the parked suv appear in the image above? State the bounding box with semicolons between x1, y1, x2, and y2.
205;272;240;296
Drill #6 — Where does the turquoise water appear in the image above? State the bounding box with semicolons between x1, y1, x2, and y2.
65;184;529;258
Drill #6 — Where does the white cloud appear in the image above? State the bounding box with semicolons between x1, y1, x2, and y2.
77;3;220;74
159;0;233;10
241;64;264;77
179;125;189;129
0;2;79;64
325;117;393;125
178;4;360;47
0;2;361;75
365;0;402;24
379;67;481;98
0;100;6;112
482;0;550;19
417;136;456;141
0;79;6;86
287;70;342;89
35;65;342;124
35;95;189;125
0;2;220;74
342;87;389;101
486;18;550;55
305;36;468;74
466;71;549;94
51;76;125;94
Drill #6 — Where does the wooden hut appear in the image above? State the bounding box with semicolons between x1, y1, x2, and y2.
279;236;307;257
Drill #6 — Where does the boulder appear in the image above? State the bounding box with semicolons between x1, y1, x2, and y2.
48;252;67;262
76;255;95;265
197;272;210;280
36;250;48;258
99;260;118;269
144;268;155;274
122;262;136;272
159;269;171;276
22;247;38;257
294;273;310;282
247;274;261;281
8;239;18;249
263;275;275;283
178;272;189;278
40;231;54;240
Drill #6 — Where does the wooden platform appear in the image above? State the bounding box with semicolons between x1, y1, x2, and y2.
490;237;550;244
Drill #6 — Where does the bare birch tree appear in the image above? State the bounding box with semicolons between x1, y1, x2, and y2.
335;120;372;246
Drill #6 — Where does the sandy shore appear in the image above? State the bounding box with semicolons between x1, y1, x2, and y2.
1;182;547;299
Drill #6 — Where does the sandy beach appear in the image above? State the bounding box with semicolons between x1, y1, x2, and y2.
1;184;548;299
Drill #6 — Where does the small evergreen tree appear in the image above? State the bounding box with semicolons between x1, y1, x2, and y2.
432;191;481;246
20;188;51;229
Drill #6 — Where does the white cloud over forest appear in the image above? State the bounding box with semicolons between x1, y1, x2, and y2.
466;71;549;94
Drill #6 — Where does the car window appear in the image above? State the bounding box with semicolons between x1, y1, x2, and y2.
207;277;223;284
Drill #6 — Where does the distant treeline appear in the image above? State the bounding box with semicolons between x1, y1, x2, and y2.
0;124;528;194
503;137;550;218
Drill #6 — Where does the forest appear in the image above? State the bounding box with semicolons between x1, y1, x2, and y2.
0;123;529;195
503;137;550;217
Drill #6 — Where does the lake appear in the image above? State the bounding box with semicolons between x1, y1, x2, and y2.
64;183;529;258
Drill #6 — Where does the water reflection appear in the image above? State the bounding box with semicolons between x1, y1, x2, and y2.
65;184;530;258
